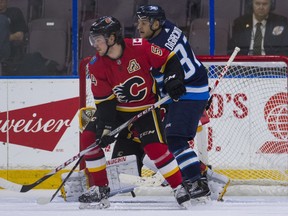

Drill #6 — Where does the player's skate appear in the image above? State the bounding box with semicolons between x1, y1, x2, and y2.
185;176;211;204
78;185;110;209
173;184;191;208
205;168;230;201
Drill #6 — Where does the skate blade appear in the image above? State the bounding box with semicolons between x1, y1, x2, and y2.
180;200;193;209
79;199;110;209
190;196;211;206
179;196;210;209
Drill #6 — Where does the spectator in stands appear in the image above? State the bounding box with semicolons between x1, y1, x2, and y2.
228;0;288;56
0;0;28;73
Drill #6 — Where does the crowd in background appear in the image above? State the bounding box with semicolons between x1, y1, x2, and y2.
0;0;287;76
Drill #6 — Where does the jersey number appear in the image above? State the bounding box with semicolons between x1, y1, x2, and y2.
174;40;201;80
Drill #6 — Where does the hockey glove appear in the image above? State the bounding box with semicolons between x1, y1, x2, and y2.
97;134;116;148
96;123;116;148
164;78;186;101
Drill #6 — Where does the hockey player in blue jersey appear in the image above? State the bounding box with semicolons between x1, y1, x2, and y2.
136;5;230;201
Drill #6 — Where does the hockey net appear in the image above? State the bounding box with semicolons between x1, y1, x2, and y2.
79;55;288;195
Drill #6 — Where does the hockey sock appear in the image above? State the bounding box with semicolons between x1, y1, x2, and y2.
167;136;201;181
144;142;182;189
81;130;109;186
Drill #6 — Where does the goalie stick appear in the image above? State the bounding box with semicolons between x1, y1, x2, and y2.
0;95;170;193
119;47;241;188
205;47;240;112
210;46;240;94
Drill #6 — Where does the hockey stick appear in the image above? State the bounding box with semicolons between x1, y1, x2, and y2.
0;95;170;193
205;47;240;109
119;172;165;187
210;47;240;94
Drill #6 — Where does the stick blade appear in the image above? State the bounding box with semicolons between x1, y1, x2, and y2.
119;172;165;187
0;178;23;192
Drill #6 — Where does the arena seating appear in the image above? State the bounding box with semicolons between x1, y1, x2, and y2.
27;18;71;71
189;18;230;55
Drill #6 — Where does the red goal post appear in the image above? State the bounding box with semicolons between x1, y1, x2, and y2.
79;55;288;194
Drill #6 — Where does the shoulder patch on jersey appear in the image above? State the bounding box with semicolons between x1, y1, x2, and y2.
89;56;97;64
151;45;163;56
132;38;143;46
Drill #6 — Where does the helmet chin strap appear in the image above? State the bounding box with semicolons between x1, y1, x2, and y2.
148;28;157;39
148;19;161;39
104;38;116;56
104;39;124;60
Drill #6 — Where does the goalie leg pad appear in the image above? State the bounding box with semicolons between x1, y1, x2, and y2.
61;155;139;202
61;170;88;202
106;155;139;196
205;168;230;201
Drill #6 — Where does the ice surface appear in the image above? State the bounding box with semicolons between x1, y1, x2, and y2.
0;189;288;216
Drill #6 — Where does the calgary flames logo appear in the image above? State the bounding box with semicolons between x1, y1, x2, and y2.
113;76;147;103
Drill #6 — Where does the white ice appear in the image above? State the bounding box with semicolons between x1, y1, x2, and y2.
0;189;288;216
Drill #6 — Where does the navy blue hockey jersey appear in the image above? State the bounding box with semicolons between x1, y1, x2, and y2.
149;20;209;100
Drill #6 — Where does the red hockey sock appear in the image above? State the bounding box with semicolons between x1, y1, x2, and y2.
144;143;182;189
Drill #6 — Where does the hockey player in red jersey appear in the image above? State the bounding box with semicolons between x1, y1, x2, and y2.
78;16;191;209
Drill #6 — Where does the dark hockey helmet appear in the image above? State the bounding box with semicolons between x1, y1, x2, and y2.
136;5;166;26
90;16;123;43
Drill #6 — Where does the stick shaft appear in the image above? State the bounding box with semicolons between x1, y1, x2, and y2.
210;47;240;94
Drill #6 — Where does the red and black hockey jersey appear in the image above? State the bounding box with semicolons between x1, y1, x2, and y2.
87;38;174;112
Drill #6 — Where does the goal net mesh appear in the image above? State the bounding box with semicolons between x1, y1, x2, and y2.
196;56;288;188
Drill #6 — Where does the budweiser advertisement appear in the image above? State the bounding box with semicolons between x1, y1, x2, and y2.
0;97;80;151
0;79;80;169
